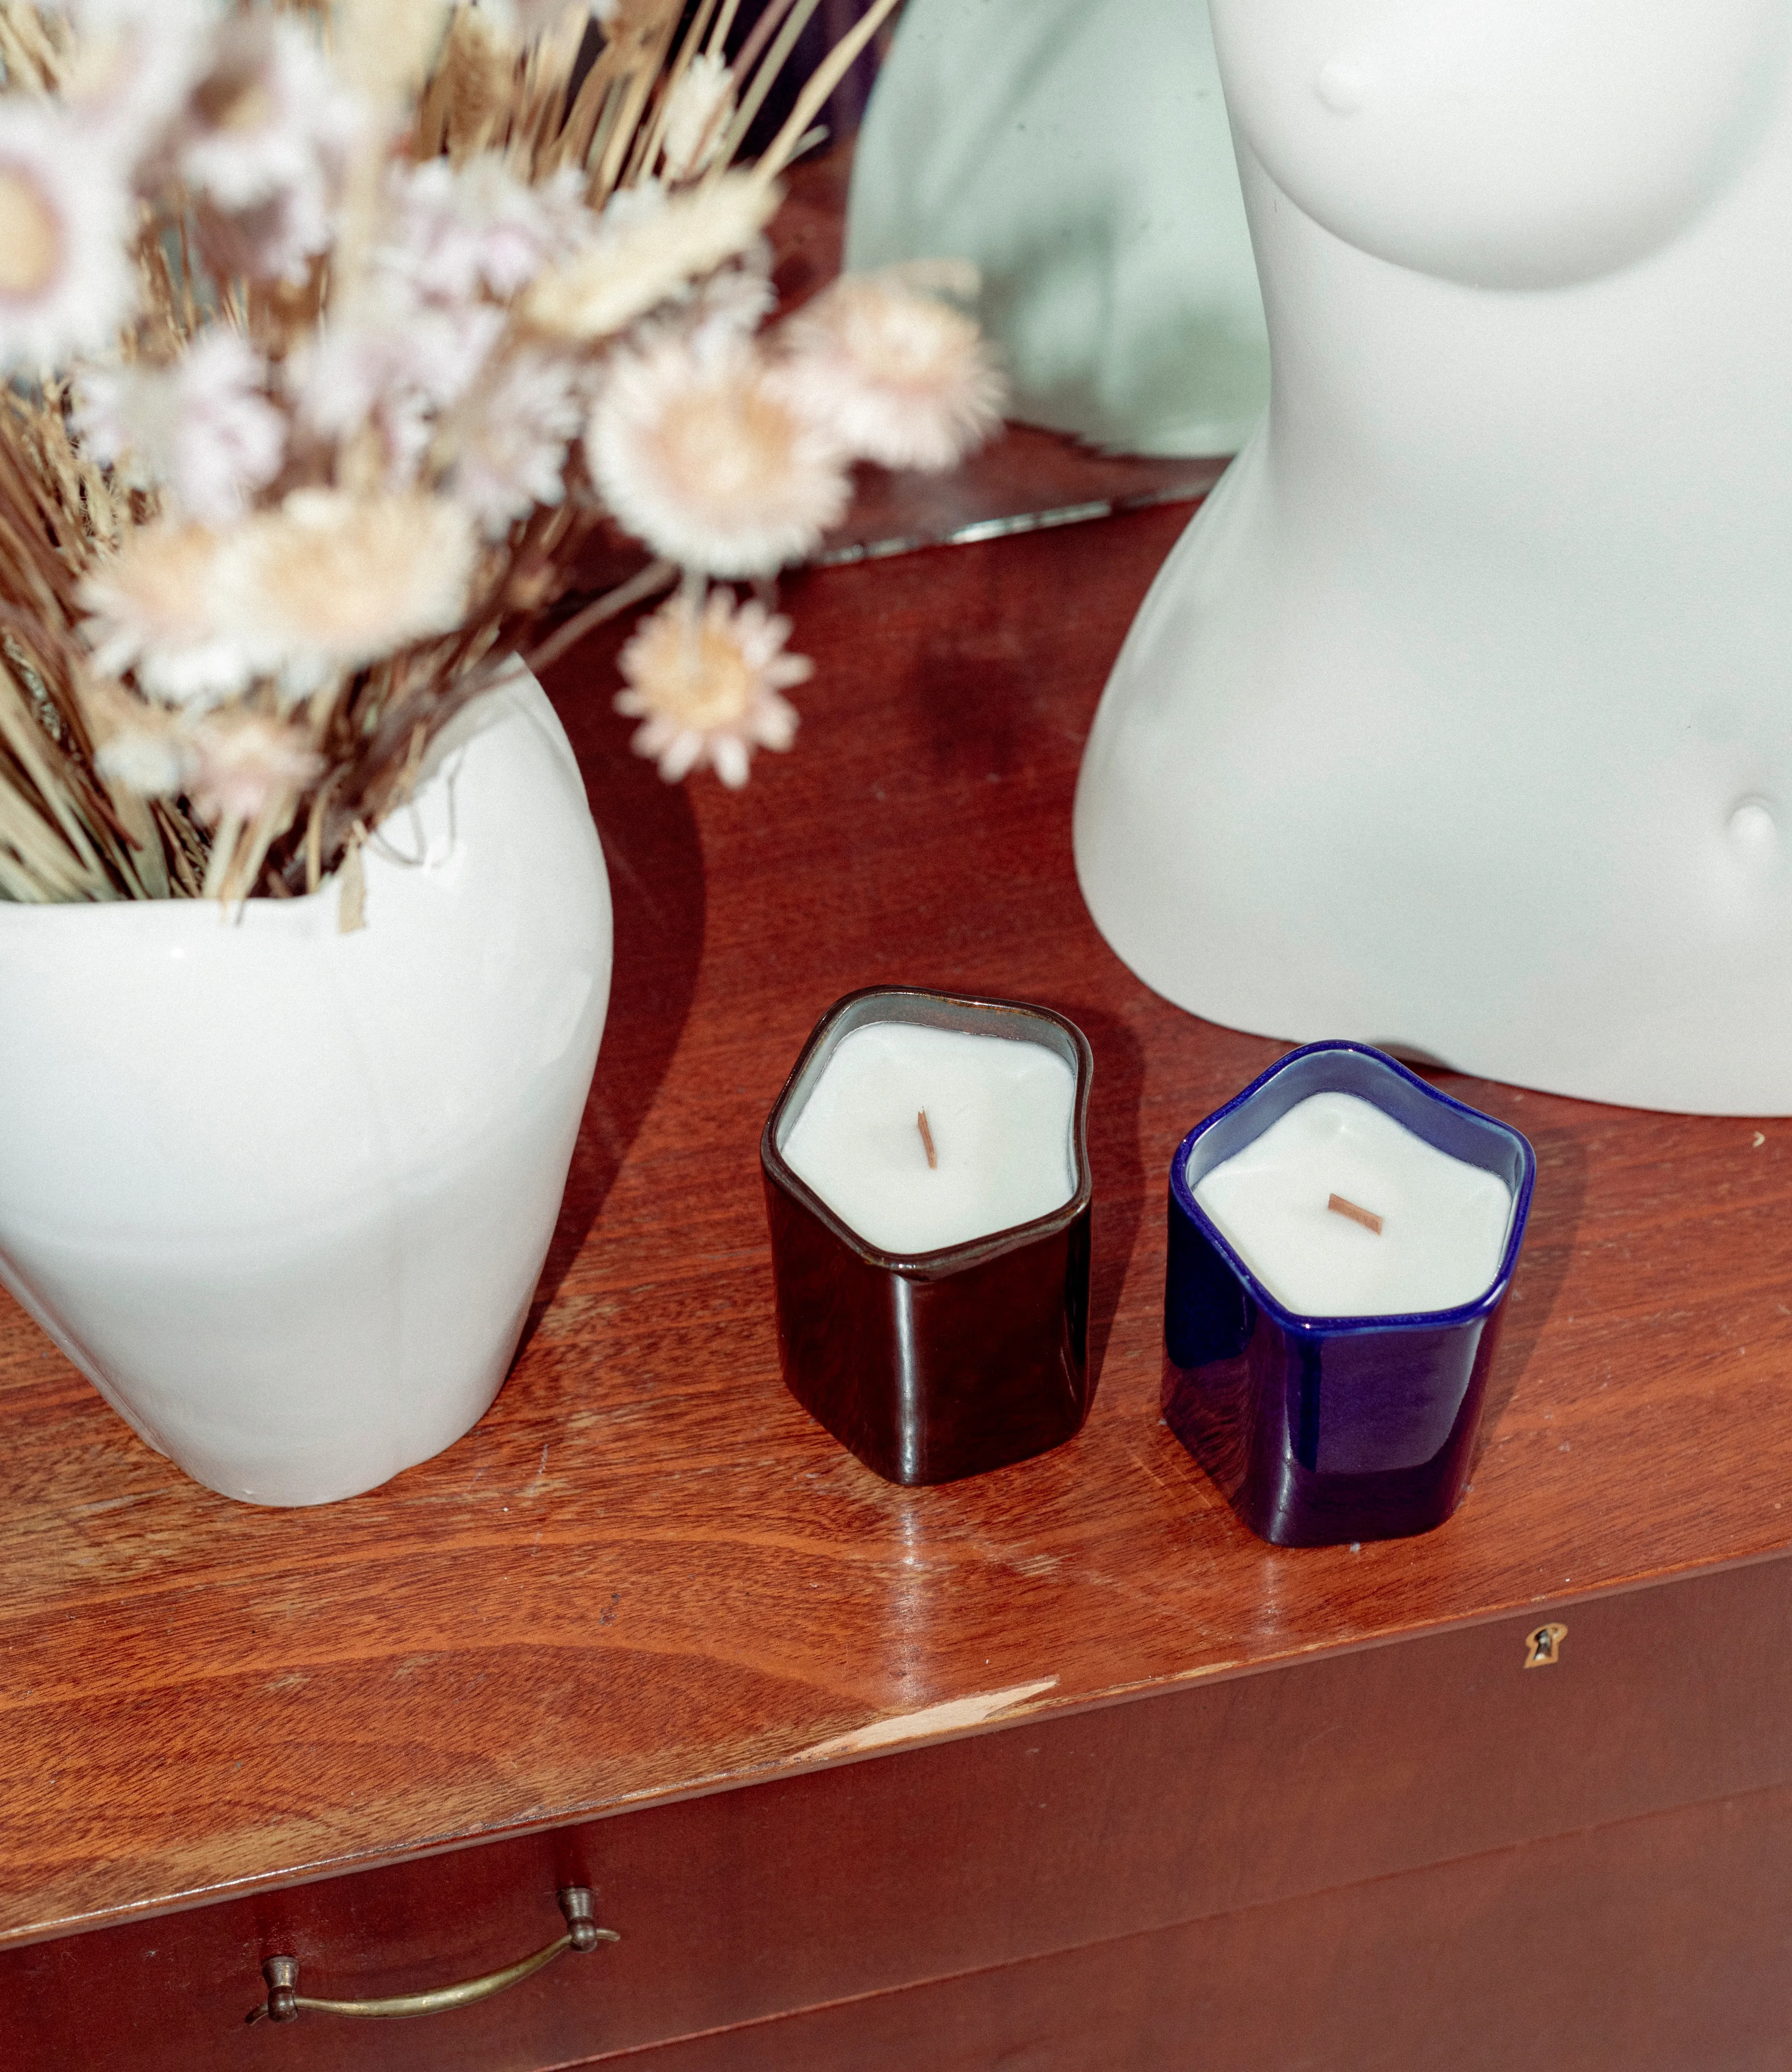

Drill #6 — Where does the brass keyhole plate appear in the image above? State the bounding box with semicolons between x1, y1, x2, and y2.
1523;1621;1568;1668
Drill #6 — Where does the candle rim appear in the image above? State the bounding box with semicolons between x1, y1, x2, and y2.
1170;1040;1537;1332
761;985;1095;1273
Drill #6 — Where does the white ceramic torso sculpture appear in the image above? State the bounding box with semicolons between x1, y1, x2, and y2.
1075;0;1792;1112
845;0;1268;455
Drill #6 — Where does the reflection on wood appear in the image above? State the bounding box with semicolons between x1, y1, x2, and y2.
819;424;1227;566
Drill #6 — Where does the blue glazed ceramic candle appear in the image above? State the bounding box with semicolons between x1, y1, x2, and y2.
1163;1042;1535;1546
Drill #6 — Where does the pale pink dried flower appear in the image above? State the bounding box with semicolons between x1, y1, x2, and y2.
444;345;584;539
59;0;214;165
77;522;273;706
616;587;809;788
91;700;191;799
0;100;138;370
179;16;362;283
382;158;588;304
74;327;286;524
184;710;322;827
660;52;734;182
777;270;1007;473
227;489;479;697
664;249;775;353
293;277;505;483
79;491;478;705
589;330;849;577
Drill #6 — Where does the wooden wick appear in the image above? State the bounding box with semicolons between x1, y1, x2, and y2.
1327;1192;1383;1236
917;1109;937;1170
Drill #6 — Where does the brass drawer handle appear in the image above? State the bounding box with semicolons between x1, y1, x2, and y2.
246;1886;618;2025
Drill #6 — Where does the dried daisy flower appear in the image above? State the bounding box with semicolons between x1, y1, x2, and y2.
73;328;286;525
0;99;138;371
90;696;191;800
674;250;776;352
78;522;270;707
589;330;849;577
179;15;362;283
778;269;1007;473
60;0;214;162
184;710;322;828
293;278;506;483
84;493;479;709
382;158;586;304
519;174;777;345
0;0;986;894
445;345;585;539
615;587;809;788
292;162;581;479
226;489;479;698
661;52;734;183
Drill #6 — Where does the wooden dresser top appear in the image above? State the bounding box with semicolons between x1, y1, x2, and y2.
6;495;1791;1949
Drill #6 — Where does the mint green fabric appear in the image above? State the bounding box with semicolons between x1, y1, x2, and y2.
845;0;1268;457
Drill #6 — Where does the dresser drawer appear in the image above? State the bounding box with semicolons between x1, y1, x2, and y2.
7;1555;1790;2071
584;1781;1792;2072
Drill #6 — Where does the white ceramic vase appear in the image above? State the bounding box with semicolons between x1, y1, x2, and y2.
845;0;1268;457
1075;0;1792;1113
0;666;612;1505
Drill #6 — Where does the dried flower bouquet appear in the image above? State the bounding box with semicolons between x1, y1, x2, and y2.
0;0;1004;909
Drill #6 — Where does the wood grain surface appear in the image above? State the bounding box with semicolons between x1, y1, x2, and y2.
11;1560;1792;2072
589;1781;1792;2072
6;494;1792;1954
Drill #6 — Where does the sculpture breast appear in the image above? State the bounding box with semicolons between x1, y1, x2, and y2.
1211;0;1785;287
1074;0;1792;1113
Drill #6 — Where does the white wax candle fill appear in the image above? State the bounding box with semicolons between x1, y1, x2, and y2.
1193;1092;1512;1318
781;1021;1076;1255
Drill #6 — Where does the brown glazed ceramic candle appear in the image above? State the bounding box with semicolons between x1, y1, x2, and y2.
761;987;1095;1486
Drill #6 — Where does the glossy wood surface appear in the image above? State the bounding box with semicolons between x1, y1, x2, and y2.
594;1781;1792;2072
6;494;1792;1956
16;1557;1792;2071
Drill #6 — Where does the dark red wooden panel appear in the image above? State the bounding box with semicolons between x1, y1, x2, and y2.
602;1784;1792;2072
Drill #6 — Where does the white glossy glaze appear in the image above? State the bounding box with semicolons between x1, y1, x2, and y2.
1075;0;1792;1112
0;667;612;1504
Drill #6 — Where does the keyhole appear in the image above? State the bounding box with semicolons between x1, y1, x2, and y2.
1523;1622;1568;1668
